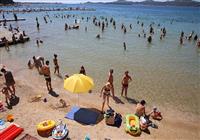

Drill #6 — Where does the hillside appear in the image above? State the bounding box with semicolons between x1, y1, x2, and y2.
0;0;14;5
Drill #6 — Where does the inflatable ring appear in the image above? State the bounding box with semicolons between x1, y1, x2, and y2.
37;120;56;137
125;114;141;136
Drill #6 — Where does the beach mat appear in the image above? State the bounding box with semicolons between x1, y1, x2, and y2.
65;106;80;120
65;106;99;125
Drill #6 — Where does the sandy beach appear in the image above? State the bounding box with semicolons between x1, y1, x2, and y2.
0;59;200;140
0;2;200;140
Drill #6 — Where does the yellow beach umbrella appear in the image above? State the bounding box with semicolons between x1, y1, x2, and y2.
64;74;94;93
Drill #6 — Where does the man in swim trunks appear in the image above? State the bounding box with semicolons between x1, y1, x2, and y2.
1;68;16;96
121;71;132;97
107;69;114;97
42;60;52;91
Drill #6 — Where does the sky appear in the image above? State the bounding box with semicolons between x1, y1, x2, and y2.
14;0;200;4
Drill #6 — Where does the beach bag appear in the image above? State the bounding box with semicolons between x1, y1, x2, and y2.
105;109;115;125
105;115;115;125
114;113;122;128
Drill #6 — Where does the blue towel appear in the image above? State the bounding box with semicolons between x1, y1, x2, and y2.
65;106;80;120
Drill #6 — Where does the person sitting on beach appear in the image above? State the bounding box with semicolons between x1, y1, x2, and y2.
33;56;44;74
1;68;16;96
107;69;114;97
121;71;132;97
148;106;163;120
79;66;86;75
42;60;52;92
53;54;60;75
135;100;146;118
19;34;24;43
1;86;11;105
12;34;17;44
100;82;112;113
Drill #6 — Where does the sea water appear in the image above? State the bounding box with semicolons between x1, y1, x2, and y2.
0;3;199;114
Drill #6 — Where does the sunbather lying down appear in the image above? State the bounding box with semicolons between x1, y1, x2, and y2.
49;99;69;110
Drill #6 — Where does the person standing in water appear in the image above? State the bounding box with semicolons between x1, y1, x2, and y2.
53;54;60;75
107;69;115;97
123;42;126;51
121;71;132;97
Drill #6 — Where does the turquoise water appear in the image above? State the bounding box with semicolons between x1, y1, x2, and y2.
0;4;200;114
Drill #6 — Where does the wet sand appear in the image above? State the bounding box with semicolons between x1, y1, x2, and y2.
0;59;199;140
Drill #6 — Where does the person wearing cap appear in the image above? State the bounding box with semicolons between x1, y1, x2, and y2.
100;82;112;113
121;71;132;97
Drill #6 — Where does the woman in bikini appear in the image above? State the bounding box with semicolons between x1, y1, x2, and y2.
100;82;112;113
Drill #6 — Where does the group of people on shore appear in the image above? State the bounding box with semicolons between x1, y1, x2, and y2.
28;54;60;92
100;69;132;113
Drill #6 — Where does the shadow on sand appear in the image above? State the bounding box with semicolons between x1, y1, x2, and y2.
113;96;124;104
48;90;59;97
125;97;139;104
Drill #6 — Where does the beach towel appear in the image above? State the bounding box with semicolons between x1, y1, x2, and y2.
65;106;80;120
65;106;100;125
0;124;24;140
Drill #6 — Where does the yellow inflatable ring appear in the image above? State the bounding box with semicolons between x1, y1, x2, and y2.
37;120;56;137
